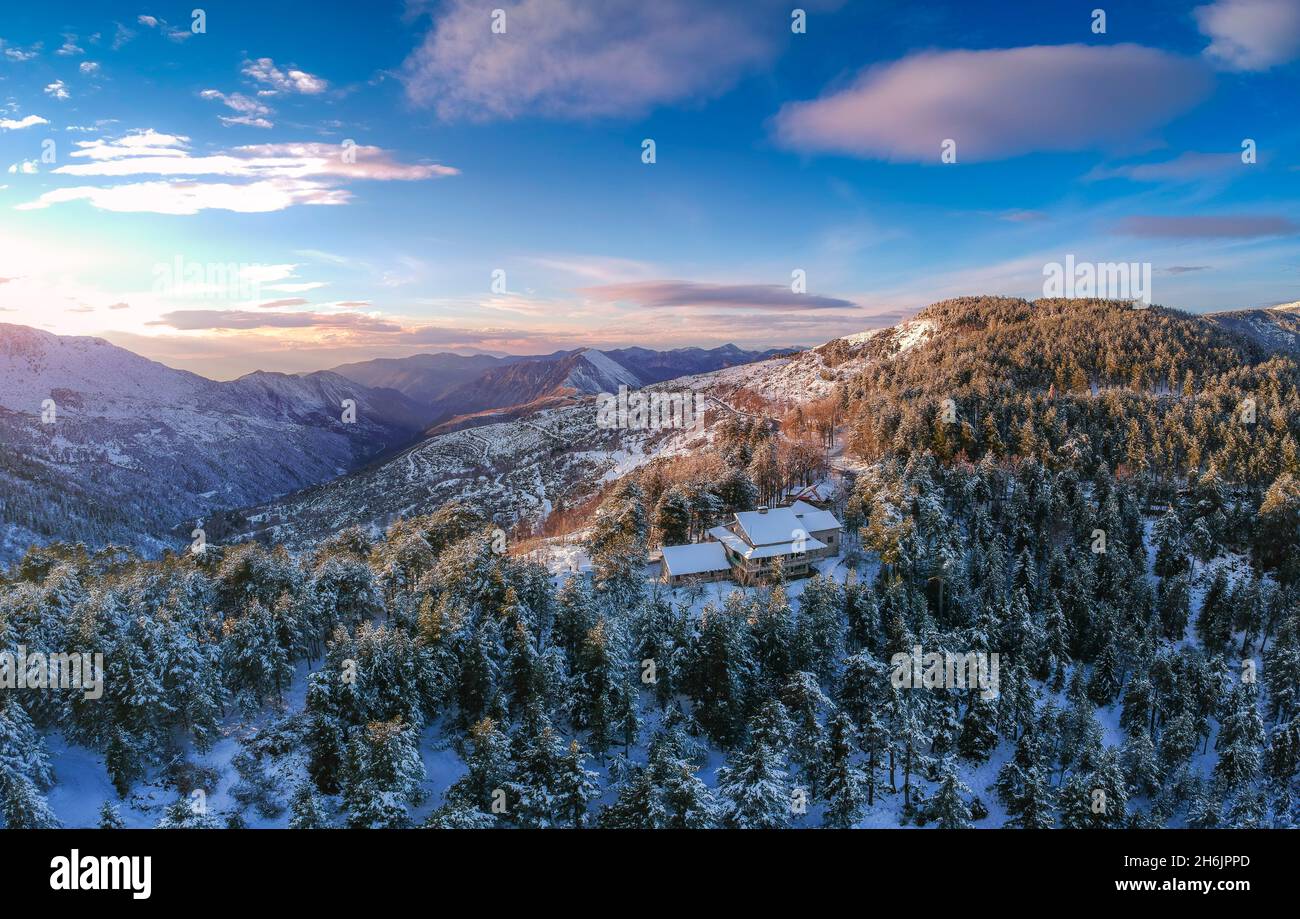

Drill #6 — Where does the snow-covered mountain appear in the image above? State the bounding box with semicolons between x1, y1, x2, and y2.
1209;304;1300;354
232;322;919;550
14;298;1290;561
562;348;643;390
332;343;789;429
600;343;796;383
326;351;524;404
0;323;429;561
237;296;1300;553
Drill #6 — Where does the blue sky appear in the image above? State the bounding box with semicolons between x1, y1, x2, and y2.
0;0;1297;378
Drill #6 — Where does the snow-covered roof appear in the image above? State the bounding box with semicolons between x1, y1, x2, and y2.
708;526;751;557
734;506;805;547
747;536;827;559
791;500;841;533
661;541;731;576
787;482;830;503
708;524;825;561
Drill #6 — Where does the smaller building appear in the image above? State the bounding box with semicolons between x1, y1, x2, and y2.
660;541;732;586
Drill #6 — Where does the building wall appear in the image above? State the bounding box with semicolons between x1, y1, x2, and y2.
809;528;840;558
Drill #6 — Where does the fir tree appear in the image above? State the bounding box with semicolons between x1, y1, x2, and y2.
0;772;60;829
1214;685;1264;795
341;719;426;829
556;740;600;828
821;712;867;828
926;755;975;828
782;671;831;796
717;741;791;829
288;781;332;829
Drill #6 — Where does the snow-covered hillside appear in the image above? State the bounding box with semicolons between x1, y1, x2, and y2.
677;318;933;405
1208;305;1300;354
235;318;929;549
0;324;428;561
236;380;716;550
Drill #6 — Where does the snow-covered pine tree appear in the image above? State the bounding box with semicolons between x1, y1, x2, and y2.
288;781;332;829
716;738;791;830
821;712;867;828
98;800;125;829
926;754;974;829
341;718;426;829
556;739;600;828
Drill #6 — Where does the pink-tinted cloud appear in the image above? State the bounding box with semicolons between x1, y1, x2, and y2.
150;310;403;332
1118;215;1299;238
773;44;1212;163
996;209;1048;223
581;280;857;311
1085;151;1244;182
403;0;779;121
1195;0;1300;70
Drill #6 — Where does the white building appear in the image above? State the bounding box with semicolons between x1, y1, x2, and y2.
658;501;843;586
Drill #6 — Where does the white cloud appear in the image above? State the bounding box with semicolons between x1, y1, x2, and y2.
79;61;101;75
265;281;329;293
238;264;302;284
1195;0;1300;70
200;89;274;128
18;130;458;214
402;0;777;120
56;34;84;56
136;14;189;41
200;90;269;115
219;115;275;129
56;133;457;179
111;23;134;50
773;44;1212;163
2;41;41;62
44;80;70;101
242;57;328;94
64;120;120;133
7;161;38;174
0;115;48;131
69;129;190;159
16;179;349;215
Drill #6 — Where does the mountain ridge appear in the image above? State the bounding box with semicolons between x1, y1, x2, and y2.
0;323;429;561
4;297;1296;561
